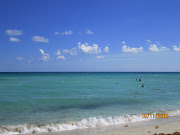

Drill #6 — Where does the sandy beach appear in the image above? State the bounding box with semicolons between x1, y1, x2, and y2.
22;116;180;135
100;120;180;135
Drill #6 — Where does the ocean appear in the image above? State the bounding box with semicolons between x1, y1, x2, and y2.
0;72;180;134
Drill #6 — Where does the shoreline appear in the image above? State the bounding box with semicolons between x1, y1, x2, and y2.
21;115;180;135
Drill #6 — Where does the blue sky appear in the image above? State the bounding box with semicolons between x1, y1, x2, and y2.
0;0;180;72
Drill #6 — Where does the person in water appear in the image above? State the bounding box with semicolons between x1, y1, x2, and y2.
142;84;144;87
139;78;141;81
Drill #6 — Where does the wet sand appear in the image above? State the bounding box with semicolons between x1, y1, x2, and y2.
23;115;180;135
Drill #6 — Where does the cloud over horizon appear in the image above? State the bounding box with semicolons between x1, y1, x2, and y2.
78;42;101;54
122;45;143;53
104;46;109;53
173;45;180;51
147;40;169;52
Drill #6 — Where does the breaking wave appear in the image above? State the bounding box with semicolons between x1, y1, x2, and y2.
0;109;180;135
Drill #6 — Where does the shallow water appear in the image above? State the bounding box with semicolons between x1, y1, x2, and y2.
0;72;180;134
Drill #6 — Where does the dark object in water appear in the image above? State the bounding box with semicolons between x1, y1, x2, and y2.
128;99;137;102
136;79;137;81
142;84;144;87
139;78;141;81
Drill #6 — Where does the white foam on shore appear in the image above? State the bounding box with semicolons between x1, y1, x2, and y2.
0;109;180;135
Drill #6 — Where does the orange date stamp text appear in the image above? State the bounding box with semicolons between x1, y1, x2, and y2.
142;114;168;119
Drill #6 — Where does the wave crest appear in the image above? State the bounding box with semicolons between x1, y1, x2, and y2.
1;109;180;135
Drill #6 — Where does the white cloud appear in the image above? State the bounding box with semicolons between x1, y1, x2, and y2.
55;50;61;56
147;40;169;52
96;56;104;59
122;45;143;53
32;36;48;43
99;48;102;53
63;48;77;56
78;42;101;54
61;30;72;35
148;43;169;52
56;55;66;60
146;40;152;43
54;32;59;35
149;44;159;52
86;29;94;35
159;46;169;51
9;37;20;42
173;45;180;51
39;49;49;61
41;55;49;61
104;46;109;52
5;29;23;36
54;49;67;59
63;49;69;54
122;41;126;44
40;49;45;55
16;57;23;61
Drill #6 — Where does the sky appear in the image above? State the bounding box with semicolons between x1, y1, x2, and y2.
0;0;180;72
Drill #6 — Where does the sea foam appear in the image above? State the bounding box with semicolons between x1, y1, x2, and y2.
0;109;180;135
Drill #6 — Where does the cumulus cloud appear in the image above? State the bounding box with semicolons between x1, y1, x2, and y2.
5;29;23;36
32;36;48;43
173;45;180;51
54;32;59;35
56;55;66;60
122;45;143;53
104;46;109;52
86;29;94;35
146;40;169;52
96;56;104;59
39;49;49;61
54;49;67;59
63;48;77;56
78;42;101;54
61;30;72;35
16;57;23;61
149;44;159;52
41;55;49;61
147;40;169;52
55;50;61;56
9;37;20;42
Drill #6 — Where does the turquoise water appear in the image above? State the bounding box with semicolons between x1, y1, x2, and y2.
0;72;180;134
